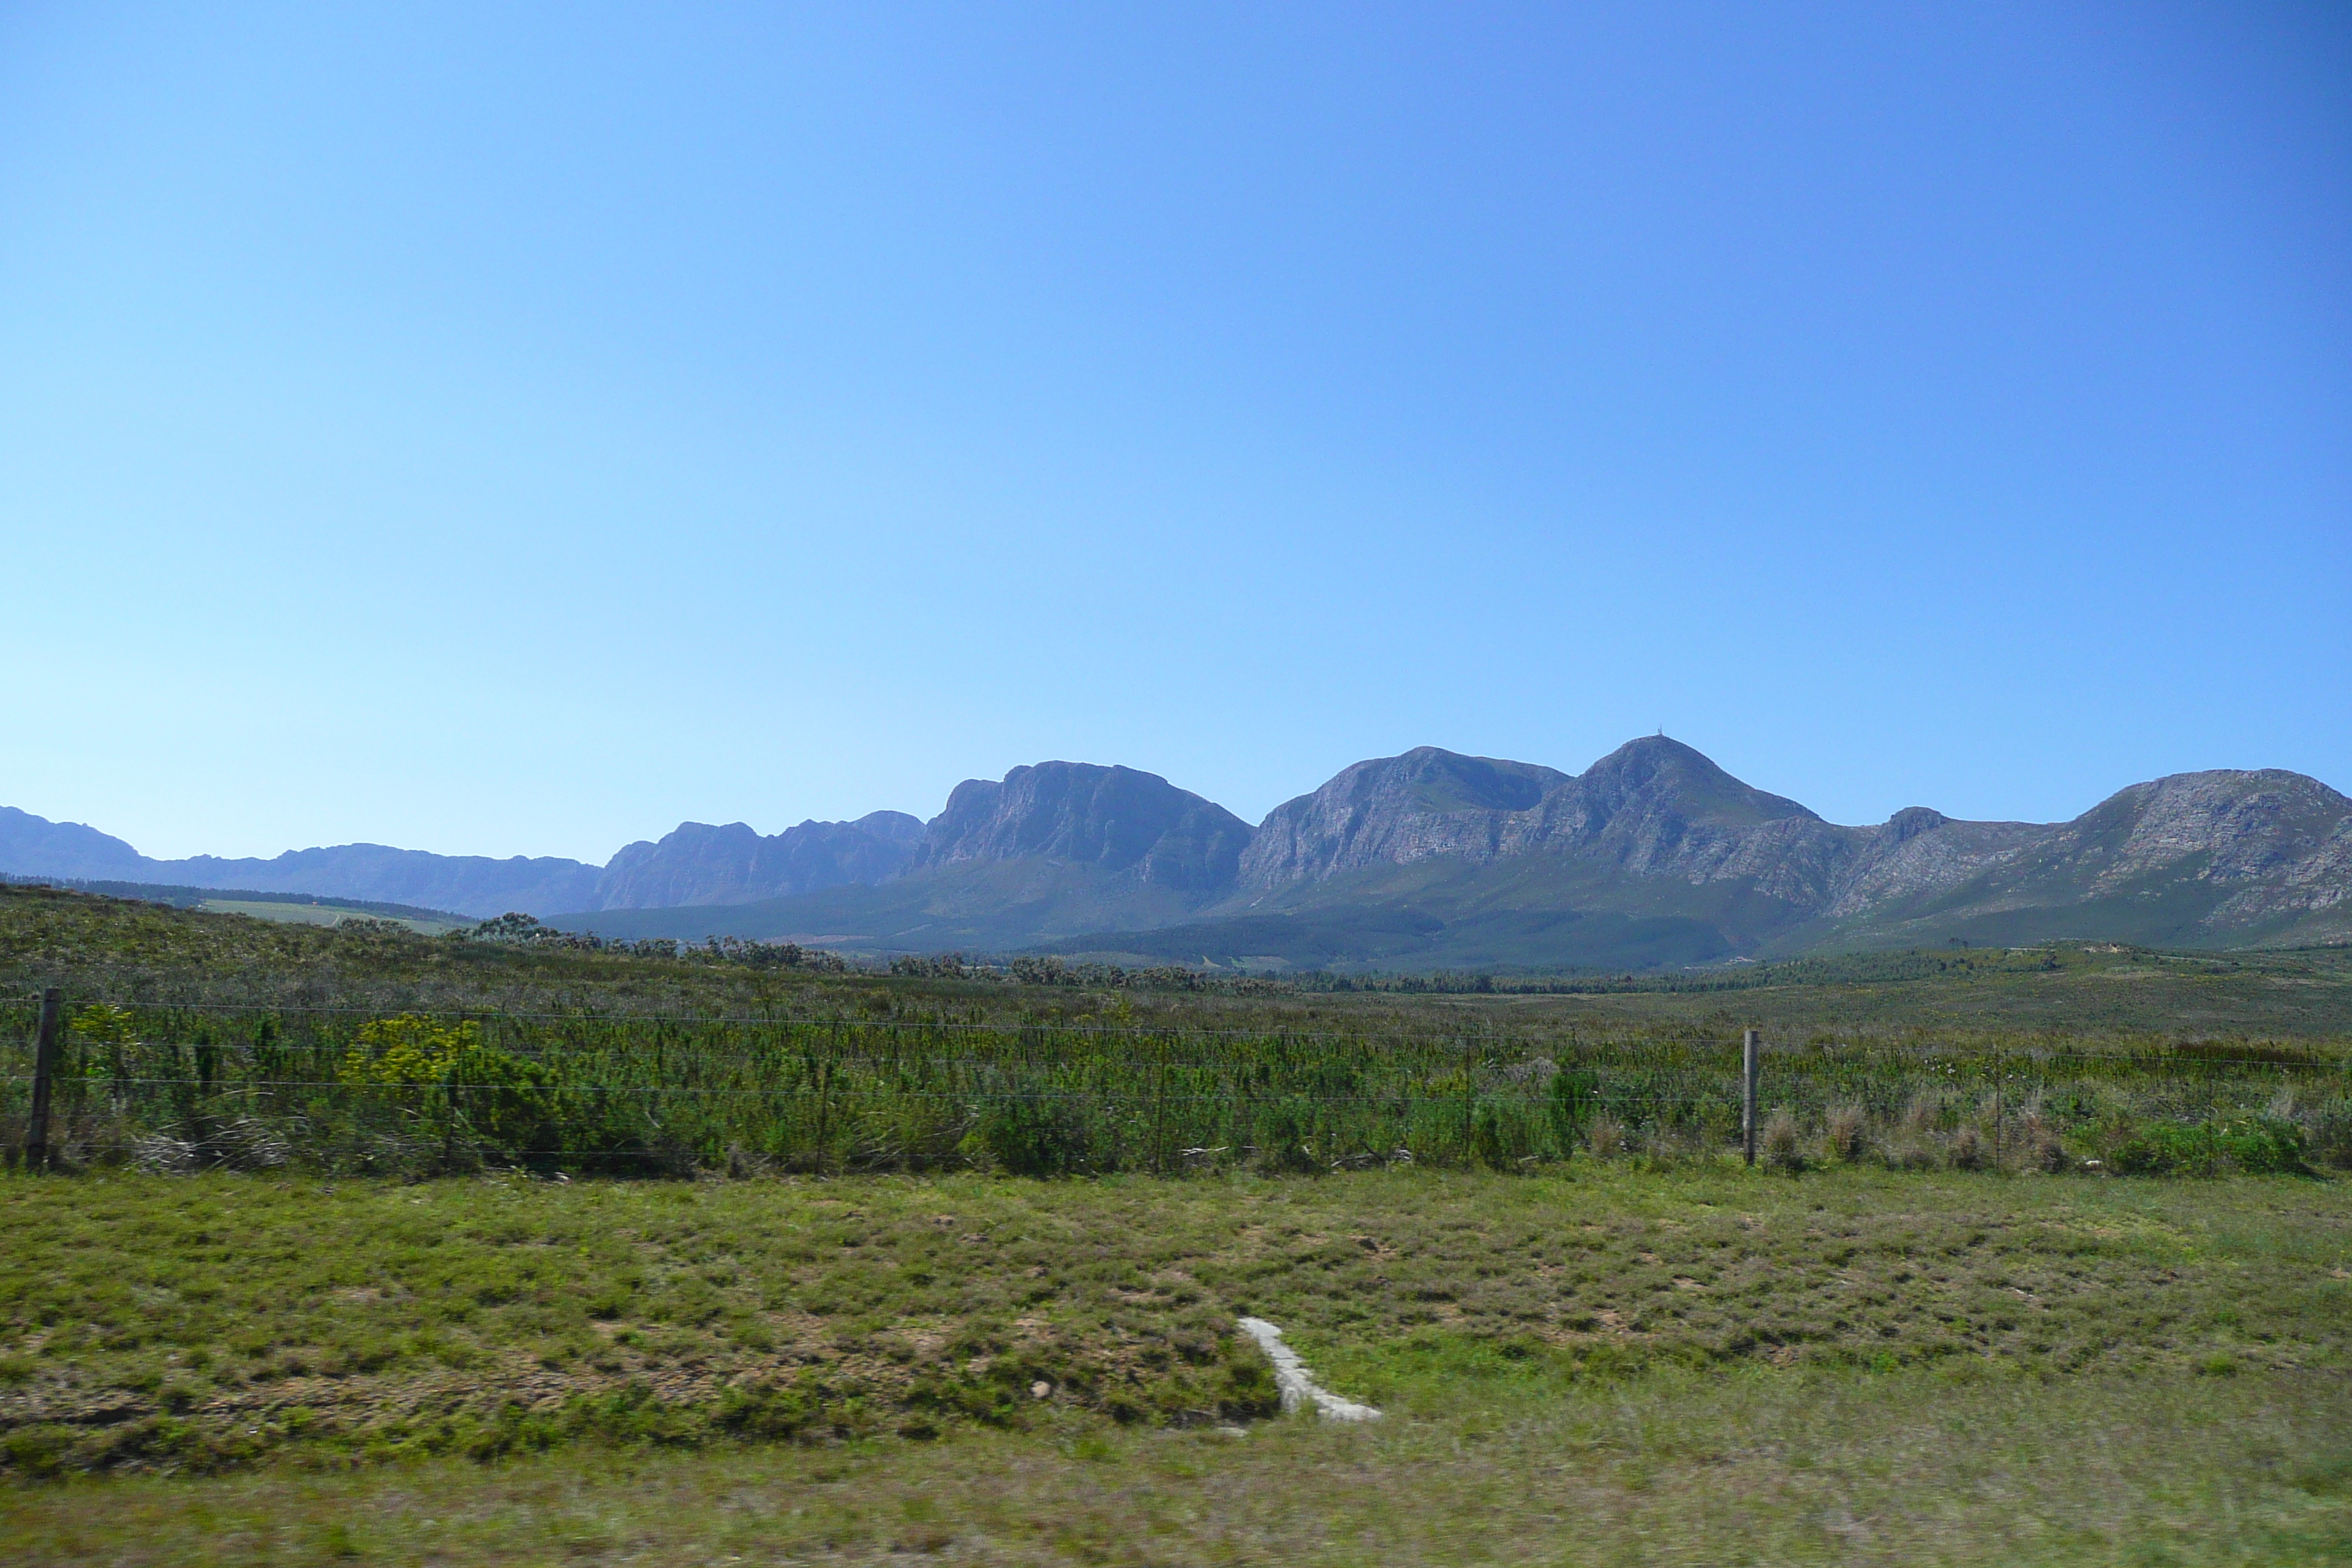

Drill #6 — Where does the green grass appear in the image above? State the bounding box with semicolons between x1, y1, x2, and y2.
1;1168;2348;1563
1;1166;2345;1479
1;1368;2344;1565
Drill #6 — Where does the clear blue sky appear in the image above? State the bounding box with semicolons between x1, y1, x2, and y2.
4;2;2346;863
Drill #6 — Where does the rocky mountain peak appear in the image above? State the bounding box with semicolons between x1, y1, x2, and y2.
1567;736;1820;827
911;762;1253;892
1237;747;1571;889
1882;806;1950;844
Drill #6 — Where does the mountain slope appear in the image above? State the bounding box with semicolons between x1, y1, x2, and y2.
0;808;150;881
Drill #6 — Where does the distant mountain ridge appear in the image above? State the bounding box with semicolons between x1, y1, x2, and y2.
557;739;2352;962
593;812;924;911
6;739;2347;964
0;807;606;919
0;804;926;920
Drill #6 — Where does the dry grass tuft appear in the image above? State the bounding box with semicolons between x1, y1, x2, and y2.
1585;1115;1626;1159
1825;1104;1870;1164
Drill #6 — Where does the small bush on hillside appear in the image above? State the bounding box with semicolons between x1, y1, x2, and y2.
1948;1125;1987;1171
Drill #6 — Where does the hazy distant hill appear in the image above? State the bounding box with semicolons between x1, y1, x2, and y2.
592;812;923;910
0;807;603;918
10;739;2348;965
0;805;929;920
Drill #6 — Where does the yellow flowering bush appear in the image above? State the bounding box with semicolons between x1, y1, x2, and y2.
340;1015;480;1086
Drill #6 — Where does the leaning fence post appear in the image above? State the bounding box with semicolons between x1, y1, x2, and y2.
26;987;63;1172
1742;1028;1760;1166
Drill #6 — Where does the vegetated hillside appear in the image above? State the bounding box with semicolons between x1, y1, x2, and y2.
1;875;470;926
7;881;2352;1044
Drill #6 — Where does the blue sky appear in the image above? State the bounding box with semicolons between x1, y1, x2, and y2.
4;2;2346;863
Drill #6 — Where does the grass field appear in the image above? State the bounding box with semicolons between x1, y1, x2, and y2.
193;902;472;938
1;1166;2348;1562
2;1365;2344;1565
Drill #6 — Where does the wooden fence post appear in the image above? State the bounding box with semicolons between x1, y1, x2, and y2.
1742;1028;1760;1167
26;987;62;1172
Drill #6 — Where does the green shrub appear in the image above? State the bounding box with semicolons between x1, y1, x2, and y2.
1217;1343;1282;1420
2215;1116;2304;1174
1253;1102;1322;1175
965;1096;1091;1177
1547;1069;1595;1150
2110;1117;2304;1176
0;1425;76;1479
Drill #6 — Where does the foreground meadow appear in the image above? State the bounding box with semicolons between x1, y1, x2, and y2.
2;1166;2348;1563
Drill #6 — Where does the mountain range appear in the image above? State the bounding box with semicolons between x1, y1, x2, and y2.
6;737;2347;969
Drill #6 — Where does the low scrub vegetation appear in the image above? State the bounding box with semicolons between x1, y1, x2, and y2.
6;991;2345;1178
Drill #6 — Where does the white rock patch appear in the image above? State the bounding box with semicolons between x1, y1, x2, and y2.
1235;1316;1382;1422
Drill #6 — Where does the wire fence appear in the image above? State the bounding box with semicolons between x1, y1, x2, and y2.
4;996;2346;1178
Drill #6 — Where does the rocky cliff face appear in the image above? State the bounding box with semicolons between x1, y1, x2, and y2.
1498;737;1854;903
1240;738;1854;903
1814;768;2352;939
1238;747;1567;886
592;811;923;911
1228;737;2352;948
913;762;1253;894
